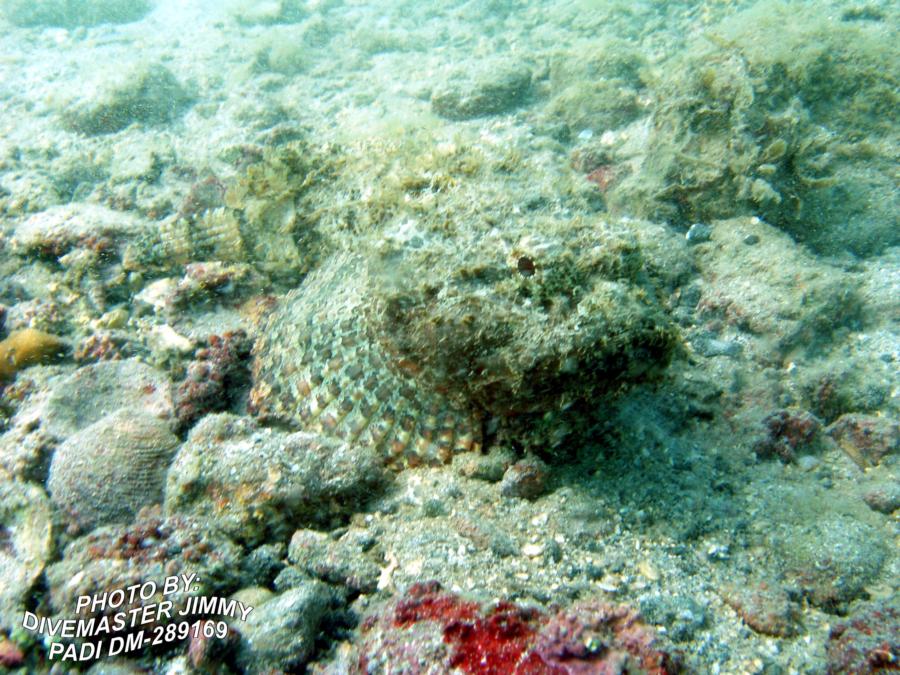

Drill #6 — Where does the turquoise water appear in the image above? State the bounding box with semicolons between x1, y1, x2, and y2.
0;0;897;673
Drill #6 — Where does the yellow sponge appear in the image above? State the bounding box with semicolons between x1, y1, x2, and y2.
0;329;64;380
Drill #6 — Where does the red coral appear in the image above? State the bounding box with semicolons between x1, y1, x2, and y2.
752;409;823;462
343;582;680;675
445;603;544;674
826;599;899;674
394;581;481;627
0;637;24;668
174;330;252;431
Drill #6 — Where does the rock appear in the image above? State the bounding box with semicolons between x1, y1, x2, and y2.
775;515;888;612
24;358;174;440
638;595;707;643
235;582;338;673
59;64;193;135
693;218;864;357
11;203;148;259
165;414;389;546
546;37;646;132
286;528;381;594
721;579;801;637
499;458;550;500
827;413;899;469
825;597;899;675
1;0;152;27
240;543;285;587
685;222;713;244
45;508;243;628
0;481;52;632
108;137;173;185
47;408;180;532
431;58;532;120
752;409;827;462
861;481;900;514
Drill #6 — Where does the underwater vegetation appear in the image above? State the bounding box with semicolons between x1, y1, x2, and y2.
149;139;338;285
595;2;899;255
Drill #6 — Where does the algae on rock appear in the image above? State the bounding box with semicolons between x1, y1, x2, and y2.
151;139;338;284
601;0;899;256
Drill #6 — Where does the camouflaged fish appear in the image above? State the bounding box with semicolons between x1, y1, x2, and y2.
250;254;481;469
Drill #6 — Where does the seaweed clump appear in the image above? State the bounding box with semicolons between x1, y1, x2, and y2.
147;139;339;286
601;0;899;256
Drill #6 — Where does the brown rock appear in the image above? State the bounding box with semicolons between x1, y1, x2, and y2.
722;579;801;637
827;414;899;468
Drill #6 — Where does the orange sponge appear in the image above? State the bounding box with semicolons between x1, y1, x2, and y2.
0;328;65;380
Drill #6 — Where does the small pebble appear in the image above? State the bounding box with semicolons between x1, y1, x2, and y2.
499;458;549;500
685;223;712;244
522;542;545;557
796;455;821;472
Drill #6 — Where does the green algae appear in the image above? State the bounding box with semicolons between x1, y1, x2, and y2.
602;0;899;256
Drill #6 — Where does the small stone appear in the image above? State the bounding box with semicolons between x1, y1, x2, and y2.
235;582;338;673
796;454;821;471
685;223;713;244
522;542;545;557
861;481;900;514
827;413;899;469
148;324;194;355
690;333;742;358
95;308;129;330
431;59;532;120
722;579;801;637
286;528;381;594
454;445;515;482
499;458;550;500
135;278;179;314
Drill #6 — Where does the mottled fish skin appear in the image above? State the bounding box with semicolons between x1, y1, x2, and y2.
250;254;481;469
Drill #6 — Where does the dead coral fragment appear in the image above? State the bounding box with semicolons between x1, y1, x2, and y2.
0;329;65;380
